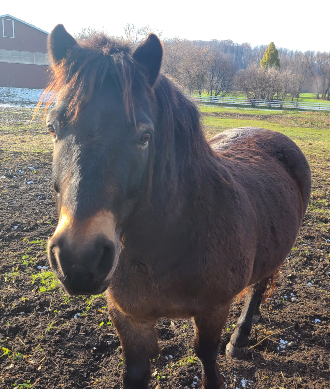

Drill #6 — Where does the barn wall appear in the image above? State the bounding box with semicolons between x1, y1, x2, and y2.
0;49;49;65
0;16;49;88
0;18;48;52
0;62;50;89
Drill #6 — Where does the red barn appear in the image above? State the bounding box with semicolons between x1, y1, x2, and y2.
0;14;50;89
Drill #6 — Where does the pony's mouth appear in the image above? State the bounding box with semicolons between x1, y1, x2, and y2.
49;255;114;296
59;275;111;296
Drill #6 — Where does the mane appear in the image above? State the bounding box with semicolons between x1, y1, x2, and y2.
40;34;150;121
151;76;214;211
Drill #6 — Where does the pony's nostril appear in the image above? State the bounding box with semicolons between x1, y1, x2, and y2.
48;244;59;271
97;243;115;274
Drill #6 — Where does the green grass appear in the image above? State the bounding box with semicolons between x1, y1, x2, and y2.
31;271;60;292
299;93;330;104
200;106;330;155
13;381;34;388
194;91;330;105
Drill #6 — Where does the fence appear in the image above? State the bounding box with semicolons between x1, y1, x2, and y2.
192;95;330;112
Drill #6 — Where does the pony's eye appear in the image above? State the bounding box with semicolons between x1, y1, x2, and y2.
47;124;56;136
140;132;151;145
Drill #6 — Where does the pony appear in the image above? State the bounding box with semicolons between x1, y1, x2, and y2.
44;25;311;389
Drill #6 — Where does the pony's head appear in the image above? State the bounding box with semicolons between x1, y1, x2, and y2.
46;25;163;295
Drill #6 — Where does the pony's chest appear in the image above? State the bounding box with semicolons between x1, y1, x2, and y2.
108;255;207;319
107;242;251;320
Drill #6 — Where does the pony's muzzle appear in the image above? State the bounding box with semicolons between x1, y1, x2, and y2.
47;208;120;295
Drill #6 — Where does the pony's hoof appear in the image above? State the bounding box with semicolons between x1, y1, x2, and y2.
252;313;261;324
201;370;226;388
201;377;226;389
225;342;247;359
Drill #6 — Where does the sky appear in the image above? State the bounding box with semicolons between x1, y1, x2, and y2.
3;0;330;52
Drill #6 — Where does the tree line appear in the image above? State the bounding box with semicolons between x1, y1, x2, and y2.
75;25;330;101
162;39;330;101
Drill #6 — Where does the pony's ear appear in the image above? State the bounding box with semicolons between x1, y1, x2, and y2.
48;24;78;66
133;34;163;87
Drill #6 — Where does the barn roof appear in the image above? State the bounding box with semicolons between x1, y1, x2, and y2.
0;14;49;35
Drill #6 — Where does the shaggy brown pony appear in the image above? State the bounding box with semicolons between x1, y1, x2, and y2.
44;25;311;389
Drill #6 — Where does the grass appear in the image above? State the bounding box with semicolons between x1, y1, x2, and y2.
31;271;60;292
13;381;34;388
299;92;330;104
0;108;52;161
194;92;330;105
200;105;330;158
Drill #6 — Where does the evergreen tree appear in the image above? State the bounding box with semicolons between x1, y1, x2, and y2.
260;42;280;70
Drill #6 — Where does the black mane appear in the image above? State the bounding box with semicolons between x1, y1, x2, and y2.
43;35;149;120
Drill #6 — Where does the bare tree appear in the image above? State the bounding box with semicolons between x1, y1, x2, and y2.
162;40;211;94
181;44;211;94
234;65;267;99
280;51;313;99
235;65;298;102
278;70;299;101
122;23;162;45
162;39;188;82
74;26;106;40
206;50;236;96
315;52;330;100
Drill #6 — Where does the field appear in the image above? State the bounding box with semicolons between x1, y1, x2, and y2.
195;92;330;106
0;105;329;389
299;93;330;104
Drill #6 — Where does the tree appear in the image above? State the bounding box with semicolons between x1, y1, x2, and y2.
162;40;211;94
234;65;267;99
315;52;330;100
279;50;313;99
122;23;162;44
206;50;236;96
260;42;280;70
74;27;105;40
234;64;298;101
180;44;211;95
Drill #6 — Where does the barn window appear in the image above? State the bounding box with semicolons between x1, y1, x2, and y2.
2;18;15;38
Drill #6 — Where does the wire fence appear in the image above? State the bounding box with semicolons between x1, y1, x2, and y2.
192;95;330;112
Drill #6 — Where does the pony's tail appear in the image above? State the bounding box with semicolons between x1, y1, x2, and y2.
261;268;280;303
236;267;281;304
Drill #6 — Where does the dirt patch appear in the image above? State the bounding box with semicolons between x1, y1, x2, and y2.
0;107;329;388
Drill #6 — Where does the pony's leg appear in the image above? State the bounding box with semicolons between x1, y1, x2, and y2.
226;277;269;358
194;304;231;389
109;305;158;389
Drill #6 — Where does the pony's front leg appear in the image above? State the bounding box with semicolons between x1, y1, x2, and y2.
194;304;230;389
109;304;158;389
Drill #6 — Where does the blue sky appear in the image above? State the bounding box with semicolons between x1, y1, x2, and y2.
4;0;330;52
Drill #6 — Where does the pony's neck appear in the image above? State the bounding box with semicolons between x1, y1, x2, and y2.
149;76;220;216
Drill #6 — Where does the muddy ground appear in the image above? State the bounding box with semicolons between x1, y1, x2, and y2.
0;107;329;388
